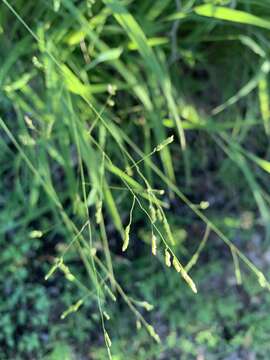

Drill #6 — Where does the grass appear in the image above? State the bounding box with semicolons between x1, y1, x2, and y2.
1;0;270;358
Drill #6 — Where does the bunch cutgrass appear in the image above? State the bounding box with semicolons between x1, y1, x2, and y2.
2;0;270;357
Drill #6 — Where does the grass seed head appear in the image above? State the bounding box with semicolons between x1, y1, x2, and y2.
95;200;102;224
24;115;36;130
141;301;154;311
173;256;181;273
104;331;112;348
165;249;171;267
29;230;43;238
60;299;83;319
107;84;117;96
103;311;110;321
136;320;142;330
151;234;157;256
45;257;63;280
104;284;117;302
122;224;130;252
59;262;75;282
173;257;197;293
146;325;160;343
155;135;174;152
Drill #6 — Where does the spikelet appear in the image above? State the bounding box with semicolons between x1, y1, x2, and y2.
172;257;181;272
136;320;142;330
135;300;154;311
29;230;43;238
32;56;43;69
45;257;63;280
95;200;102;224
107;84;117;96
60;299;83;319
107;99;115;107
155;135;174;152
165;249;171;267
122;224;130;252
103;311;110;321
200;201;209;209
173;257;197;294
146;324;160;343
163;218;175;245
231;248;242;285
151;234;157;256
59;262;75;282
24;115;36;130
141;301;154;311
122;196;135;252
258;272;267;288
149;205;157;224
104;331;112;348
104;284;117;302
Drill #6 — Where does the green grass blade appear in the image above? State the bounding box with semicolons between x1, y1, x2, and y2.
194;4;270;30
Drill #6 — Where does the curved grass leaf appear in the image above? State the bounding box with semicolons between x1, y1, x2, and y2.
194;4;270;30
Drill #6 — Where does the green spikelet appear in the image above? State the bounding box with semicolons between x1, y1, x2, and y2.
149;204;157;223
146;324;160;343
163;217;175;245
122;224;130;252
151;234;157;256
60;299;83;319
173;257;197;293
45;257;63;280
155;135;174;152
165;249;171;267
122;196;135;252
104;331;112;348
